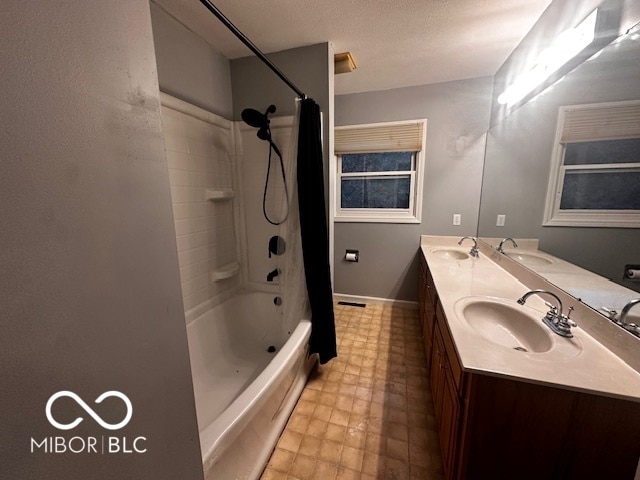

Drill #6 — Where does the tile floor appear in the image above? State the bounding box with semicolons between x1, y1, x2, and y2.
260;303;444;480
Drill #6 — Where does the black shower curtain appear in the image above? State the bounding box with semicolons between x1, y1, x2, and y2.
297;98;337;364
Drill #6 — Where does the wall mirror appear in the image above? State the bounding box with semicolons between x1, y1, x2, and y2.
477;20;640;319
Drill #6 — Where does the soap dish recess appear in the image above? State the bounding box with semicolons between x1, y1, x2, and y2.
211;262;240;282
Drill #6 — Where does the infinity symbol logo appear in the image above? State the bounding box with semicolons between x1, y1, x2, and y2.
46;391;133;431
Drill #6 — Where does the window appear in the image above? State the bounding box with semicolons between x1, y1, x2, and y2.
335;120;427;223
543;100;640;227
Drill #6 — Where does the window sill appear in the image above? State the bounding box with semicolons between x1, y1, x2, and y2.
543;211;640;228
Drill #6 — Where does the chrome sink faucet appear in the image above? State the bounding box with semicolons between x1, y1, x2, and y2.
517;289;576;338
497;237;518;254
601;299;640;337
458;236;479;258
619;299;640;337
620;298;640;325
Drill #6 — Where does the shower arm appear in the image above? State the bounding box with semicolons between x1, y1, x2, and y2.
198;0;307;100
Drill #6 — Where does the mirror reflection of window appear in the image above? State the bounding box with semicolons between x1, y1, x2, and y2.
544;100;640;227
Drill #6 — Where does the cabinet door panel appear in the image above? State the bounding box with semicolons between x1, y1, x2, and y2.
440;365;460;479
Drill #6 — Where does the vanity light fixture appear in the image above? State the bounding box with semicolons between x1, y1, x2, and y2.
498;9;599;107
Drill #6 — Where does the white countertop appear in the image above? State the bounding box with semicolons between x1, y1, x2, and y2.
421;236;640;402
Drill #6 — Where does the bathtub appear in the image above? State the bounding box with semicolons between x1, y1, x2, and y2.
186;291;314;480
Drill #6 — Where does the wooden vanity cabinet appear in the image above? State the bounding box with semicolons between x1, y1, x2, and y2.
420;255;640;480
431;316;462;478
418;254;437;367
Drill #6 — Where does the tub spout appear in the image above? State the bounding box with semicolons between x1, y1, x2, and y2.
267;268;281;282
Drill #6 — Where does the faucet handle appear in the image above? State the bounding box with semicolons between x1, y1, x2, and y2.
600;307;618;320
563;306;577;328
544;301;559;314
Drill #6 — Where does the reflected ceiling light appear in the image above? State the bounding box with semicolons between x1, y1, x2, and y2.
498;9;599;107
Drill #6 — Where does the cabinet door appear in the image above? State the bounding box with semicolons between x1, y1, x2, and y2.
430;324;445;421
418;257;427;329
440;363;460;479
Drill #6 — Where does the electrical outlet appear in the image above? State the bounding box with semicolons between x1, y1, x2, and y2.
453;214;461;226
496;214;506;227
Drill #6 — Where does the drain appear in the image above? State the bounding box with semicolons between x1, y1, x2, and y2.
513;346;528;352
267;345;277;353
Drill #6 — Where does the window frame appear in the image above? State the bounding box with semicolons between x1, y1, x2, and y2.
543;100;640;228
334;120;427;224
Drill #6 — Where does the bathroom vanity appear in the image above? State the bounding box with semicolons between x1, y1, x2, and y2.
418;236;640;480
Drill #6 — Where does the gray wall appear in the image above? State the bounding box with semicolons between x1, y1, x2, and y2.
334;77;493;301
150;2;233;119
480;0;640;291
1;2;203;479
231;43;331;195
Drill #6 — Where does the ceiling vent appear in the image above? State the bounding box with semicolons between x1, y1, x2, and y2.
334;52;357;74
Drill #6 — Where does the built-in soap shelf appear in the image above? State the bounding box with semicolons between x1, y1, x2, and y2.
210;261;240;282
205;189;235;201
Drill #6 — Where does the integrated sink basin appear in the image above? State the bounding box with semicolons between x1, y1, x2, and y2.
430;248;469;260
454;297;582;360
506;251;553;266
455;297;552;352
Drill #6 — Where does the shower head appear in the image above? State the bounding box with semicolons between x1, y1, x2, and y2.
241;104;281;155
241;105;276;129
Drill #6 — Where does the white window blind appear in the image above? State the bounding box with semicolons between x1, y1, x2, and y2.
560;101;640;143
335;120;425;153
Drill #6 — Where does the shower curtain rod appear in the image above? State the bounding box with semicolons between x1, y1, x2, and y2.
198;0;307;100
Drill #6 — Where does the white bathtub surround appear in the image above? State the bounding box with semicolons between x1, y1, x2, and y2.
161;97;314;479
187;292;315;480
160;93;240;312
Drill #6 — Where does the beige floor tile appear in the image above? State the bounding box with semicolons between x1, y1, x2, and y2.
289;454;316;480
261;304;443;480
312;404;332;422
386;438;409;463
340;445;365;471
261;468;288;480
334;394;354;412
327;408;349;427
311;460;338;480
362;451;385;477
306;418;328;439
318;440;343;463
325;423;347;443
297;435;322;458
287;413;310;435
278;430;303;454
336;466;361;480
267;448;296;473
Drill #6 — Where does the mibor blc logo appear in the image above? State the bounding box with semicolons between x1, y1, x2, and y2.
31;391;147;454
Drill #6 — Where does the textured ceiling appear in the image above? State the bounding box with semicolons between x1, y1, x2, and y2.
153;0;552;95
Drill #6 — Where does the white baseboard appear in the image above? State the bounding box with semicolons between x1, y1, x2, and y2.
333;293;418;310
